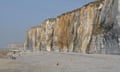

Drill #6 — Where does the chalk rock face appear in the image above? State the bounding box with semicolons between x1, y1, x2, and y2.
42;18;56;52
24;18;56;52
25;0;120;54
89;0;120;54
24;26;41;51
53;3;96;53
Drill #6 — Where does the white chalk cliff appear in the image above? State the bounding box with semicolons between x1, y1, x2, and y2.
24;0;120;54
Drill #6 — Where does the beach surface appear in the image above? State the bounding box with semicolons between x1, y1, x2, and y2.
0;51;120;72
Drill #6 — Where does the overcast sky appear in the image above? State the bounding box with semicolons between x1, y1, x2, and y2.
0;0;94;48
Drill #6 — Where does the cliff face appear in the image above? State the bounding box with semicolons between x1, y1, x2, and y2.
24;18;56;52
25;0;120;54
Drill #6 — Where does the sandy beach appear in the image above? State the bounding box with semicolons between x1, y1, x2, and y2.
0;52;120;72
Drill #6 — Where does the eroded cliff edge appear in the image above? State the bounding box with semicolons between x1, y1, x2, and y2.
24;0;120;54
